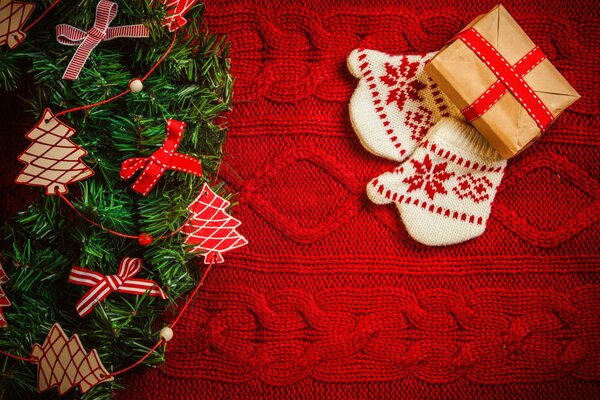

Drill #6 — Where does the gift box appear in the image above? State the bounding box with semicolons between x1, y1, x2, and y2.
425;4;580;158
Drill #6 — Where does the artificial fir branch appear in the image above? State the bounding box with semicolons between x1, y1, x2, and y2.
0;1;232;399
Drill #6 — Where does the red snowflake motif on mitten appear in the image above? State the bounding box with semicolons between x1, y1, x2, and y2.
347;50;462;162
403;154;455;200
379;58;427;111
453;174;493;203
405;106;434;143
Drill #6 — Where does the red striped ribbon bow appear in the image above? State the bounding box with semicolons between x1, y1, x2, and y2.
69;257;167;317
56;0;149;80
455;27;553;131
120;119;204;196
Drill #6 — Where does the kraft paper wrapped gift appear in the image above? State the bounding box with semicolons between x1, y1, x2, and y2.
425;4;580;159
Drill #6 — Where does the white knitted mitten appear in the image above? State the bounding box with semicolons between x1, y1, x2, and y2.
347;49;461;162
367;118;507;246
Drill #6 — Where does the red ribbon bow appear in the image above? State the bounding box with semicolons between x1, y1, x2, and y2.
56;0;149;80
69;257;167;317
120;119;204;196
455;28;554;131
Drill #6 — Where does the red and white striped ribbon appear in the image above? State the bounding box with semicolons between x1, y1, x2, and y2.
56;0;149;80
69;257;167;317
456;28;554;131
120;119;204;196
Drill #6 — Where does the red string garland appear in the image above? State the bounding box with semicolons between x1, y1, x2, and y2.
22;0;61;33
57;190;187;244
0;260;216;383
55;35;177;118
4;1;228;391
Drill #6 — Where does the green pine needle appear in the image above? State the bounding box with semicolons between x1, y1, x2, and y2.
0;1;232;399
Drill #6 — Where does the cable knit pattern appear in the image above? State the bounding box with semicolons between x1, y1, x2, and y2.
118;0;600;398
136;283;600;382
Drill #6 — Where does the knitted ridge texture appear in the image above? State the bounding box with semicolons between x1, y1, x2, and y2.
118;0;600;398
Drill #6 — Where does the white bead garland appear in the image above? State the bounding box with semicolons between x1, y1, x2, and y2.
159;326;174;342
129;79;144;93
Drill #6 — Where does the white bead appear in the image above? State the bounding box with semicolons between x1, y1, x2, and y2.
159;326;174;342
129;79;143;93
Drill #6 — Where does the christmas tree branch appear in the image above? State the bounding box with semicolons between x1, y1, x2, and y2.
1;1;232;399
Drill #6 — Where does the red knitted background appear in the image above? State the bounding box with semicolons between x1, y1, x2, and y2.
7;0;599;398
115;0;600;398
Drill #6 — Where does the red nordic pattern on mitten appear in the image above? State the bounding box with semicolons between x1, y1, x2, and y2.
348;49;462;162
368;118;506;245
402;154;455;200
379;58;426;111
453;174;494;203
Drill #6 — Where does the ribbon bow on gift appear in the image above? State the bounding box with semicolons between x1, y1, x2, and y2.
454;28;553;131
56;0;149;80
120;119;204;196
68;257;167;317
